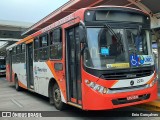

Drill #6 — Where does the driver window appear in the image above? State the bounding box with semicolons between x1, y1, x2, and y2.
99;29;108;47
99;29;120;56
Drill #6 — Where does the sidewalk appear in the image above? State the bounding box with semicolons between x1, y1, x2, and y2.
136;86;160;111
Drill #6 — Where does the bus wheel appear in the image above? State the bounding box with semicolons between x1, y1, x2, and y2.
53;83;66;110
15;76;21;91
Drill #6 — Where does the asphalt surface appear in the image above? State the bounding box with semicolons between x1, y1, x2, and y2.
0;77;159;120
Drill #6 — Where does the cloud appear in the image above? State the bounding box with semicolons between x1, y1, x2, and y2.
0;0;69;23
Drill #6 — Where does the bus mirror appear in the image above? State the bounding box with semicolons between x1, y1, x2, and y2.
79;25;85;43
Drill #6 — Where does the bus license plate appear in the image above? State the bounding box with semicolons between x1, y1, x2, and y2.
127;95;139;101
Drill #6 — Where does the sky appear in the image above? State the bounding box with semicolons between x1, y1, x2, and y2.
0;0;69;24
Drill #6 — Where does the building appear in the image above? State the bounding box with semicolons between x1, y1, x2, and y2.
0;20;33;56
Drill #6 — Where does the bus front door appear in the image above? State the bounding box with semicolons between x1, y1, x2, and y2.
26;43;34;89
66;26;82;105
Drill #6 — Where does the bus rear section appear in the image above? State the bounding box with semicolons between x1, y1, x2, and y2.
6;6;158;111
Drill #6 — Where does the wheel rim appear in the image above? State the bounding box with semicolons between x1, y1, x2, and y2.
54;88;61;104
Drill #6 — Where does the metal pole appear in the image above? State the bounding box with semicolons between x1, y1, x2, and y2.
154;30;160;92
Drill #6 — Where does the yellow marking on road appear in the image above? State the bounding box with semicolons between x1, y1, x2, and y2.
136;97;160;111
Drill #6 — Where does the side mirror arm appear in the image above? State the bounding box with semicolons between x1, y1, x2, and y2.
80;43;86;55
79;21;87;43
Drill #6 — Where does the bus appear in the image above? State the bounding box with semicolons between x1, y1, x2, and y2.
0;56;6;76
6;6;157;110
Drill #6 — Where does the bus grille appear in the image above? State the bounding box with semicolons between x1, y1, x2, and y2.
100;69;154;80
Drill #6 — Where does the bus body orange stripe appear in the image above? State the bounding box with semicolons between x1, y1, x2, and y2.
147;73;156;84
110;80;119;88
45;61;58;81
16;36;32;45
25;39;33;44
18;81;27;89
45;61;66;100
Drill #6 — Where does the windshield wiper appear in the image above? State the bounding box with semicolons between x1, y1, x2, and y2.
103;24;124;53
104;24;120;42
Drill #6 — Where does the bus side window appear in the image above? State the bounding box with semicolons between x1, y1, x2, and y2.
50;32;54;45
50;28;62;59
12;47;16;63
16;46;20;63
39;34;49;61
20;45;22;63
34;38;39;62
22;44;25;53
21;44;26;63
40;35;48;47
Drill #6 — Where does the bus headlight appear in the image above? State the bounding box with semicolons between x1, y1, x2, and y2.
149;76;158;87
85;80;108;94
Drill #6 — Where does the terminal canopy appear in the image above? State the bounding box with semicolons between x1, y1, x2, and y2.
22;0;160;36
0;20;32;56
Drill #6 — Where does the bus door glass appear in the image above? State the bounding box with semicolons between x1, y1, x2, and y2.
9;51;12;81
26;43;34;89
66;26;82;104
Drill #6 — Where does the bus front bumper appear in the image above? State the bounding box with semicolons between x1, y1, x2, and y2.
82;82;158;110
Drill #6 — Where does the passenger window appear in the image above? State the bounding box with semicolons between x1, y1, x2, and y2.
34;38;39;49
17;45;21;54
50;32;54;45
40;35;48;47
53;29;62;43
13;47;16;55
50;28;62;59
38;34;49;61
22;44;26;53
16;46;20;63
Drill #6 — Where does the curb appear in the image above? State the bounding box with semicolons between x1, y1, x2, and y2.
136;98;160;111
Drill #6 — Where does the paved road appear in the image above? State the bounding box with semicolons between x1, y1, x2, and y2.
0;77;159;120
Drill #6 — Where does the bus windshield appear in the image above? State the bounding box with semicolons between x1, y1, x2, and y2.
84;27;153;70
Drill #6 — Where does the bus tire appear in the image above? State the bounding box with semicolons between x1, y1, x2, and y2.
15;76;21;91
53;83;66;110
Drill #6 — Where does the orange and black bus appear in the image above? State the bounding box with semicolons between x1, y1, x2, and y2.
6;6;157;110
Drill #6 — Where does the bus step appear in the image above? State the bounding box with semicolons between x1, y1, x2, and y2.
67;102;82;109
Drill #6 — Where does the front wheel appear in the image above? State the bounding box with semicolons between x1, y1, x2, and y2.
53;83;66;110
